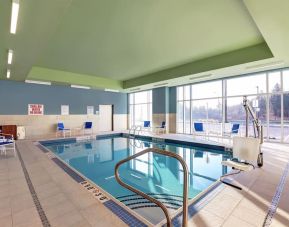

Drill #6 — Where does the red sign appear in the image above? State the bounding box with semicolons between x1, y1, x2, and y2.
28;104;44;115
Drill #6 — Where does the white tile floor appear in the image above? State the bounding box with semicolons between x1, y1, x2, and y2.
0;132;288;227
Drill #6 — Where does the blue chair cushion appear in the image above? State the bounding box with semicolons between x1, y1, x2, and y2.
144;121;151;128
194;122;204;132
231;124;240;134
57;123;65;130
0;140;13;146
85;122;92;129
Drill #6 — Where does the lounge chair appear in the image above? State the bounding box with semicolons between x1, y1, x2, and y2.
83;122;93;135
224;123;240;137
220;136;260;190
56;123;71;138
155;121;166;134
0;133;15;155
193;122;206;135
142;121;151;132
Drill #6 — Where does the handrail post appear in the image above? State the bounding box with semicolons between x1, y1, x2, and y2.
114;148;189;227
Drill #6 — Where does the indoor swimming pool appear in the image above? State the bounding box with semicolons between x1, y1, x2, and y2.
42;135;232;224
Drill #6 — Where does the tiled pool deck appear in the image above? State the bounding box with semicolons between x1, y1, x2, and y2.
0;132;289;227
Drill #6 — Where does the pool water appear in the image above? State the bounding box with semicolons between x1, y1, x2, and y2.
44;136;232;223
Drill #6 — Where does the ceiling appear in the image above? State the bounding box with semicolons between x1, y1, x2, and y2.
1;0;289;91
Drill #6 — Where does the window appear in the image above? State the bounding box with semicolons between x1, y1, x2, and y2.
191;81;222;99
283;70;289;92
176;68;289;142
129;90;152;127
269;94;281;140
269;71;281;94
227;73;266;96
177;81;223;134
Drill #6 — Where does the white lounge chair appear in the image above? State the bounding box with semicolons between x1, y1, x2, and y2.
220;136;260;190
0;133;15;156
56;123;71;137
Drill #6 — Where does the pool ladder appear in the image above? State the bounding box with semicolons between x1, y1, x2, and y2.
128;125;142;138
115;148;189;227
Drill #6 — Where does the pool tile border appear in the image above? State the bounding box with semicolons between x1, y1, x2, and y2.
38;133;232;226
38;142;149;226
263;161;289;227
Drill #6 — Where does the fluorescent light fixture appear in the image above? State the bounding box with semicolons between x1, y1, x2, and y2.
153;82;169;87
25;80;51;85
130;88;141;92
10;0;20;34
71;84;90;89
6;69;11;79
246;61;284;70
105;88;119;92
189;74;213;80
8;49;13;64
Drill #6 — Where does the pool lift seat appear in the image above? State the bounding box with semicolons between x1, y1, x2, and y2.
220;136;260;190
221;96;264;190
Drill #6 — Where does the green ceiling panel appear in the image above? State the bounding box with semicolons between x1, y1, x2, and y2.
123;42;273;88
1;0;286;89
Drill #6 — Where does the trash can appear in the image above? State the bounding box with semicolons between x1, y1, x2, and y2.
17;126;26;139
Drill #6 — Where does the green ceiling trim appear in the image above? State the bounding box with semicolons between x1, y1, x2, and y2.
27;67;123;90
123;42;273;88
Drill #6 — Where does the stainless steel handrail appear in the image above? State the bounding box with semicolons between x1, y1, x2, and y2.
114;148;189;227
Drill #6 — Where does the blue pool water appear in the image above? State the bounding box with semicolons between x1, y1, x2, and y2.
43;136;231;213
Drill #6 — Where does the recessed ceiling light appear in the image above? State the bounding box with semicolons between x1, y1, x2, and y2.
25;80;51;85
8;49;13;64
71;84;90;89
105;88;119;92
246;61;284;70
10;0;20;34
6;69;11;79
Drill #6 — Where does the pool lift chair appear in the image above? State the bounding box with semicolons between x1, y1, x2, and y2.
220;96;264;190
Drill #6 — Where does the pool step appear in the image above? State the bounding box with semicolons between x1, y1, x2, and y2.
117;193;186;211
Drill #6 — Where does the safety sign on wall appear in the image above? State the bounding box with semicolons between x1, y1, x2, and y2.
28;104;44;115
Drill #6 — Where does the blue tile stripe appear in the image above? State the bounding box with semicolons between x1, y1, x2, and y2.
104;200;147;227
263;161;289;227
15;144;51;227
51;157;85;183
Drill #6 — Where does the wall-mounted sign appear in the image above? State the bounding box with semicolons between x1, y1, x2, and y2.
28;104;44;115
87;106;94;115
61;105;69;115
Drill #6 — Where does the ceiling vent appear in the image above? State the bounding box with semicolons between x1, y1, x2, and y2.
189;74;213;80
246;61;284;70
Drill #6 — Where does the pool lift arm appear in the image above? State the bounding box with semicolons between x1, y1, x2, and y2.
243;96;263;167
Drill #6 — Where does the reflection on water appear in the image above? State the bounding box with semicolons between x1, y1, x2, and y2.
45;136;232;207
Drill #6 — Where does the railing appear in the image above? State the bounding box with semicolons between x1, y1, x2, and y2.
128;125;142;137
114;148;189;227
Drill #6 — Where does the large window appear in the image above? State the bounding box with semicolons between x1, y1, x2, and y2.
177;68;289;143
177;81;223;134
129;90;152;127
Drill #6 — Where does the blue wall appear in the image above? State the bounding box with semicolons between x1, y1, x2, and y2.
152;87;176;114
169;87;176;114
0;80;128;115
152;87;168;114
